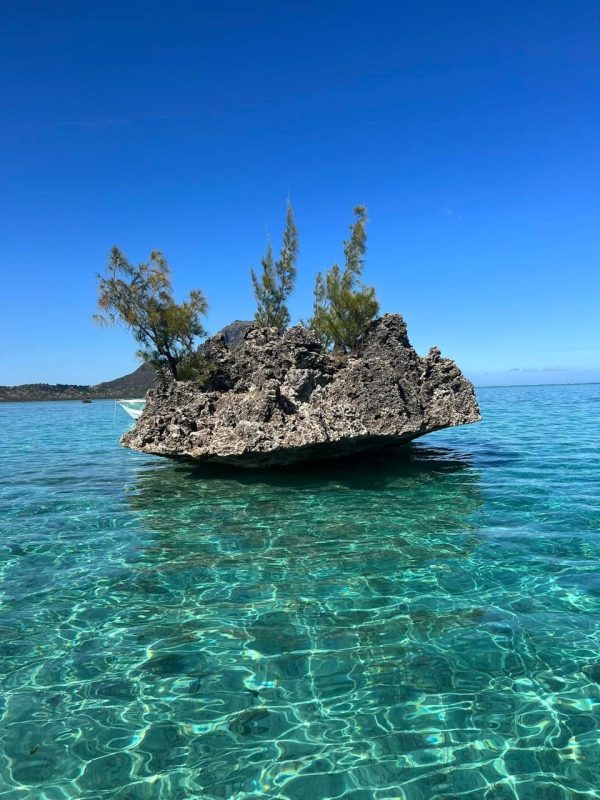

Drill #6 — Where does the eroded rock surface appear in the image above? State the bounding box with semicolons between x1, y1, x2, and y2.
122;314;480;467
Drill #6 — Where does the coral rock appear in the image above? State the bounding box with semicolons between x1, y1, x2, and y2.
122;314;480;467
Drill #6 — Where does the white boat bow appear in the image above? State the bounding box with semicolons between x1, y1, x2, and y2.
117;399;146;420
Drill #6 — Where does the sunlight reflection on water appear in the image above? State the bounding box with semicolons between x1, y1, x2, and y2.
0;385;599;798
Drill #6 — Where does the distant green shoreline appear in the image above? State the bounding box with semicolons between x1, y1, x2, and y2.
0;364;155;403
0;395;140;403
1;380;598;404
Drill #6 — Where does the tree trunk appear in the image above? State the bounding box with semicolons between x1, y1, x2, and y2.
165;353;178;380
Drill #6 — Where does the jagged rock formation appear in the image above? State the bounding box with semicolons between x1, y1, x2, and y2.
122;314;480;467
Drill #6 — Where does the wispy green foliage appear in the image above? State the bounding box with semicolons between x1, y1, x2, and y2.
94;247;208;379
310;205;379;352
251;201;299;330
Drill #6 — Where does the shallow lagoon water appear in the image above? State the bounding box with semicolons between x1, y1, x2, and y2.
1;385;599;799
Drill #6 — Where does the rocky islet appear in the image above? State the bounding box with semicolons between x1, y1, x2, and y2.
122;314;481;467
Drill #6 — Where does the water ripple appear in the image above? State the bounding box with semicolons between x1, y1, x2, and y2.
0;386;599;798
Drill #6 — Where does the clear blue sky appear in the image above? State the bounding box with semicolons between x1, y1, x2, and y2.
1;0;598;387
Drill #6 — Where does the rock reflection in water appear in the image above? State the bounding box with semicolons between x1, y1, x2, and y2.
113;445;485;798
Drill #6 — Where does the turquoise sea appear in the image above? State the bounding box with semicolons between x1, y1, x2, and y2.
1;384;599;800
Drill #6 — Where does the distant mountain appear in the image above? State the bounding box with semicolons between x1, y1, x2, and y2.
0;322;254;402
0;363;155;403
91;363;156;397
219;320;254;349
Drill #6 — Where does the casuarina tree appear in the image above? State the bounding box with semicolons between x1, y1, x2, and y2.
310;205;379;352
94;247;208;379
251;201;299;331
